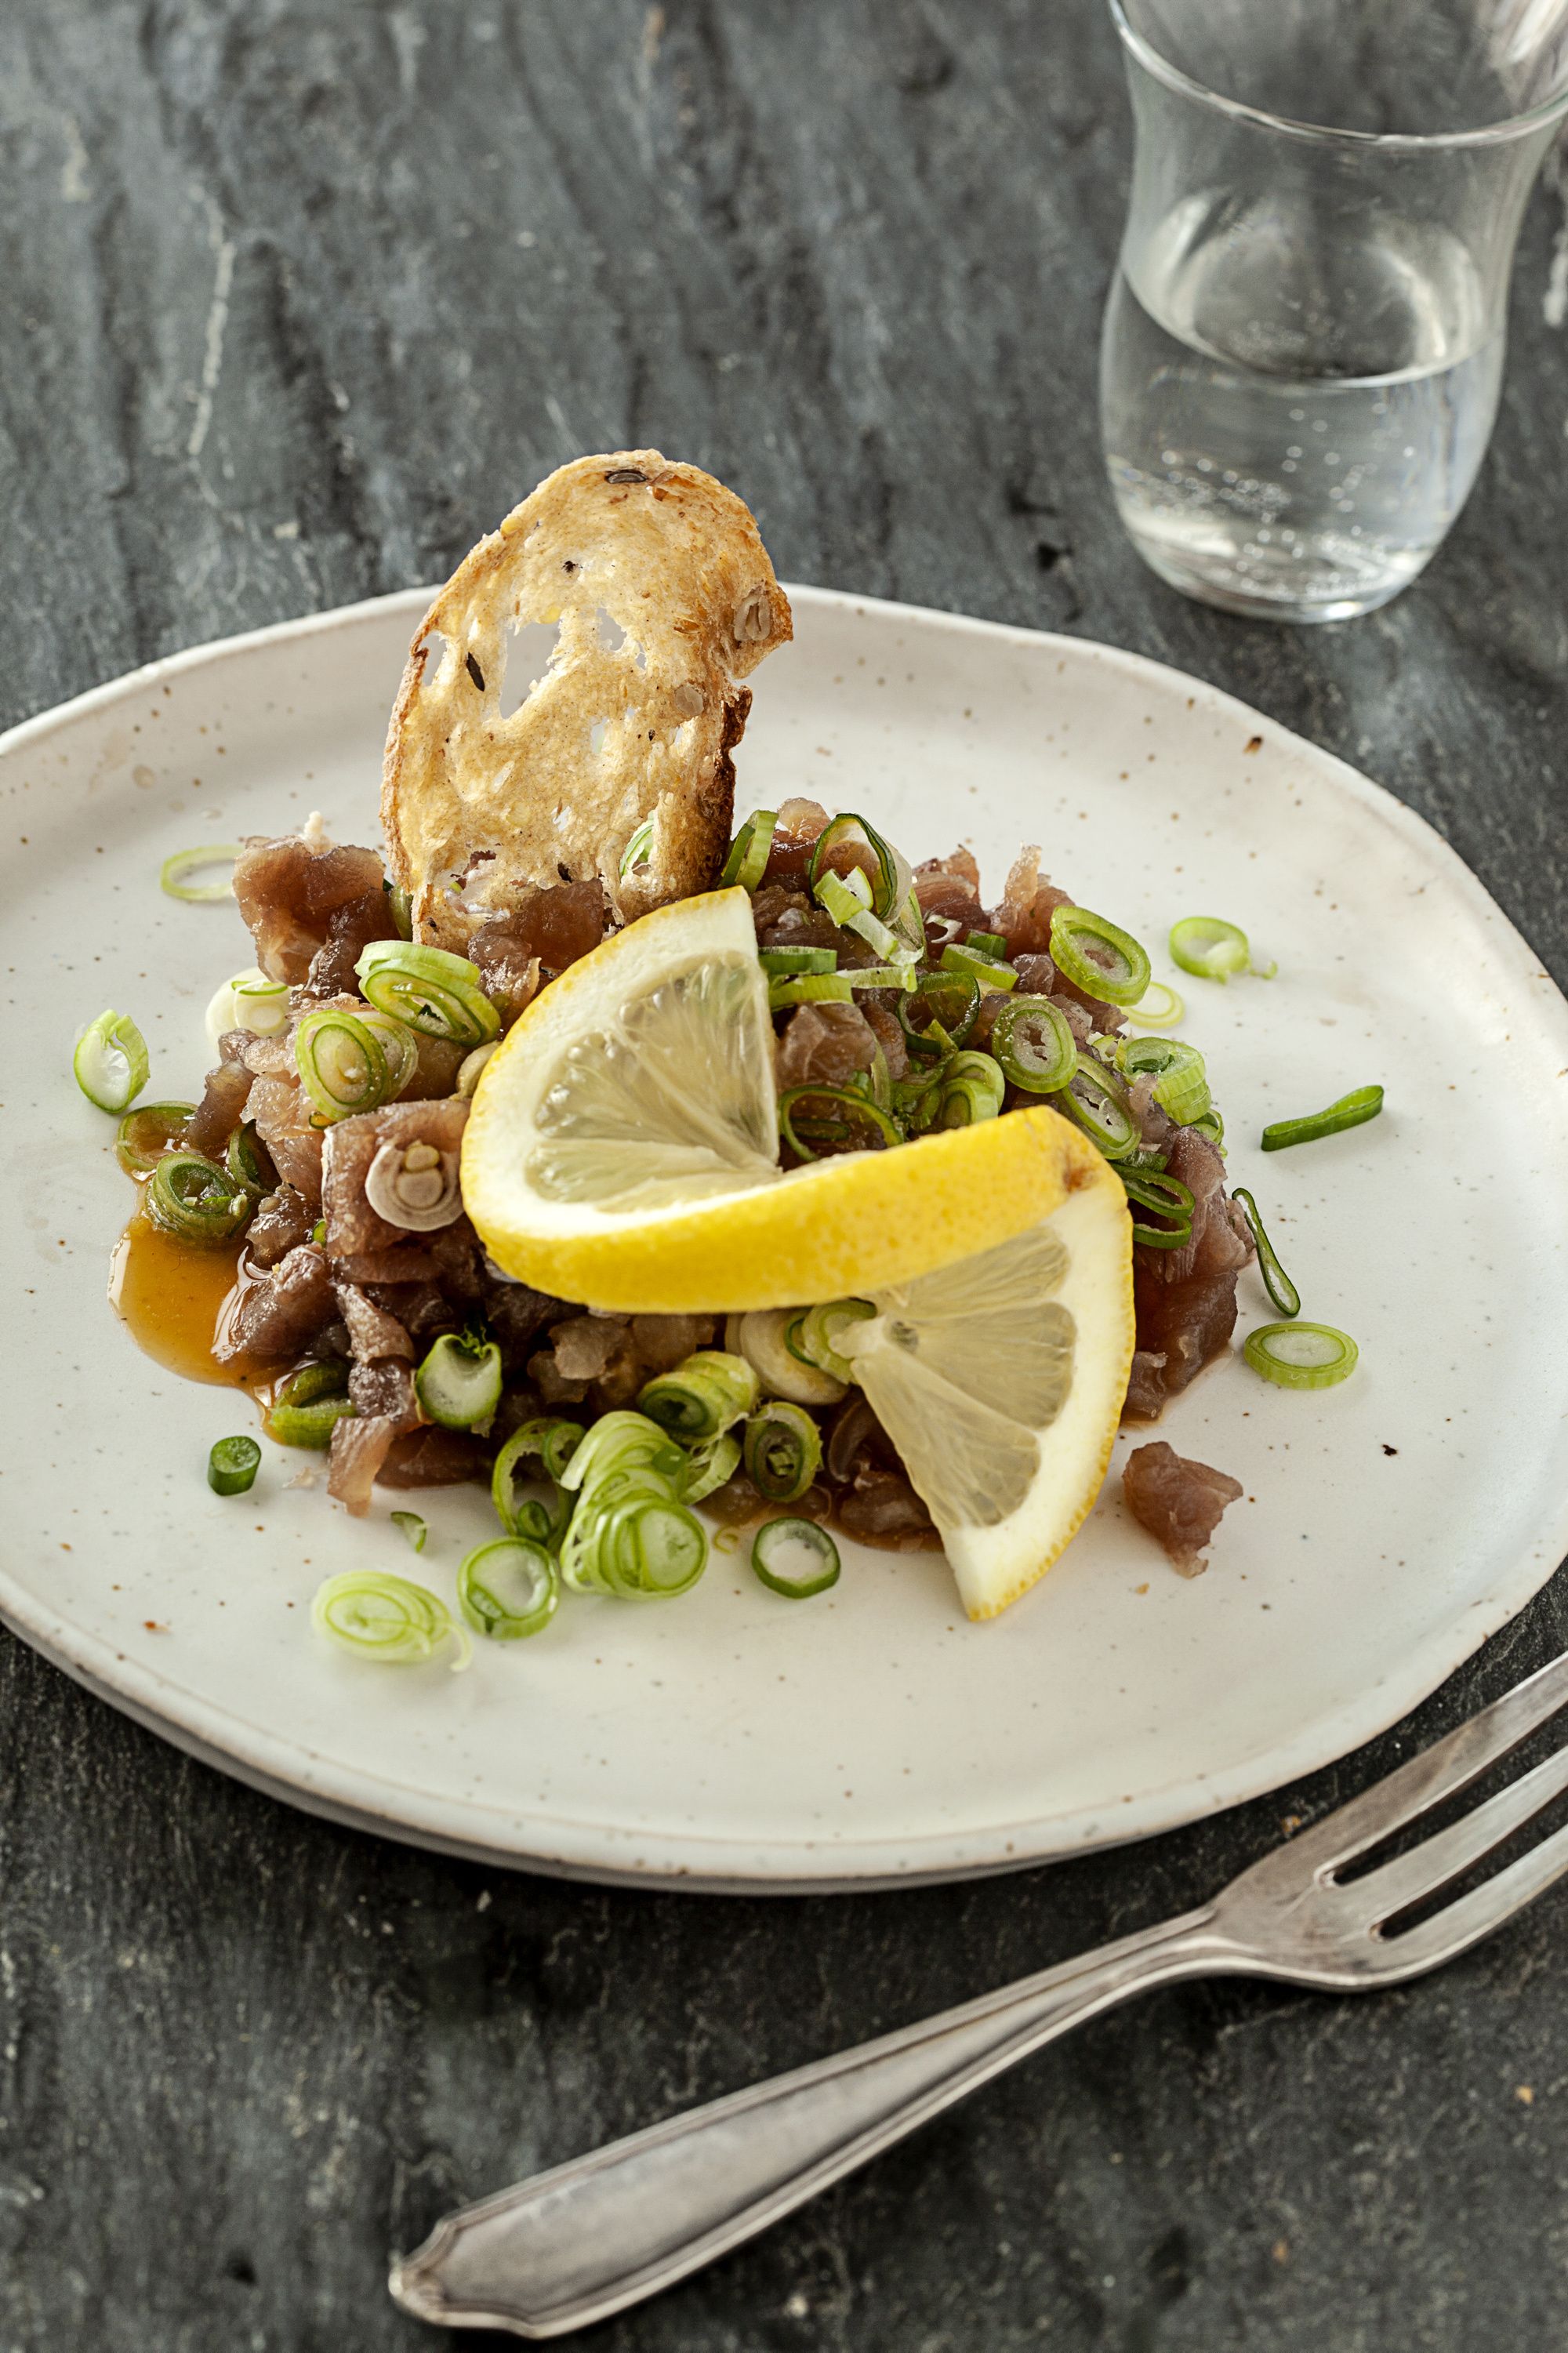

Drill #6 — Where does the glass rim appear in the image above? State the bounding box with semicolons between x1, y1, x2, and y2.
1108;0;1568;151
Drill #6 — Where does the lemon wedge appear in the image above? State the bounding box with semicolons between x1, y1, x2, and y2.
463;888;1117;1314
837;1190;1135;1619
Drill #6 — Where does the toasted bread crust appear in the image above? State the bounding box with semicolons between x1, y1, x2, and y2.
381;451;791;941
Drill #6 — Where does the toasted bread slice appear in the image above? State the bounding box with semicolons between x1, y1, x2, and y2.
381;451;792;944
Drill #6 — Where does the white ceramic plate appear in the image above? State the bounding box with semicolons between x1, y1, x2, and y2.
4;587;1566;1890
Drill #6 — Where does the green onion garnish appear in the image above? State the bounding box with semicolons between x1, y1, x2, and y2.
1244;1321;1358;1390
1048;906;1152;1006
559;1411;688;1501
897;968;979;1061
225;1119;275;1197
619;816;655;878
114;1100;194;1177
1168;917;1254;983
160;843;241;902
750;1518;840;1599
989;997;1077;1095
681;1430;742;1505
720;809;778;892
354;940;499;1048
768;973;855;1011
74;1010;150;1114
1189;1108;1226;1153
847;964;919;992
743;1403;823;1504
637;1350;758;1442
1058;1051;1138;1160
759;946;838;979
1123;982;1186;1030
1230;1188;1301;1316
354;1008;420;1098
1120;1168;1196;1251
792;1298;874;1384
1116;1035;1213;1127
415;1333;503;1430
814;867;910;966
779;1084;902;1158
268;1362;353;1448
293;1008;393;1124
207;1435;260;1495
965;930;1009;959
938;1049;1006;1127
391;1511;427;1552
807;812;910;923
1261;1086;1384;1153
457;1537;560;1640
386;881;415;939
146;1150;252;1244
492;1417;582;1545
310;1570;470;1668
940;939;1018;993
556;1414;710;1599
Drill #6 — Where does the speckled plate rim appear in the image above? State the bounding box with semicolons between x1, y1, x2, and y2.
3;583;1566;1895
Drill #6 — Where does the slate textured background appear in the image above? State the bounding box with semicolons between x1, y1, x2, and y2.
2;4;1566;2348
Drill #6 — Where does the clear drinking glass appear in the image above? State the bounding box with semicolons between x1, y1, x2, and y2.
1100;0;1568;621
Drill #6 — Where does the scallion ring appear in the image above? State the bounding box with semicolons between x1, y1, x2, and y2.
1059;1051;1138;1160
558;1411;688;1500
989;997;1077;1094
846;964;918;993
354;939;500;1048
114;1100;193;1178
1116;1035;1213;1127
897;968;979;1058
751;1518;840;1600
1244;1321;1359;1391
146;1150;252;1244
416;1334;503;1431
793;1298;875;1384
1123;982;1187;1029
638;1349;759;1442
938;1049;1006;1127
74;1010;150;1114
205;967;291;1052
457;1537;560;1641
267;1361;352;1447
759;946;839;978
225;1120;275;1197
940;940;1018;993
768;973;855;1010
807;812;909;921
1261;1086;1385;1153
1168;917;1252;983
293;1007;392;1123
743;1403;822;1505
1120;1168;1196;1251
681;1430;742;1505
386;881;415;939
207;1435;260;1496
1048;906;1152;1007
310;1570;470;1669
354;1008;420;1098
619;815;655;878
720;809;778;892
779;1085;901;1159
492;1417;582;1545
160;843;241;902
965;929;1009;959
391;1511;427;1553
1230;1188;1301;1317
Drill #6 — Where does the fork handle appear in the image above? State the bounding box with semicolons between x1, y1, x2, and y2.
390;1905;1232;2339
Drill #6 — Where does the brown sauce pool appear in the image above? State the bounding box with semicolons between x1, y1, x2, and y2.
109;1207;278;1395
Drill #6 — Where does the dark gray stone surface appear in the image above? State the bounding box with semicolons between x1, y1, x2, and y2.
2;3;1566;2347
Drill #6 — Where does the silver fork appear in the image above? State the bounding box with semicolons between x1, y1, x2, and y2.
390;1648;1568;2340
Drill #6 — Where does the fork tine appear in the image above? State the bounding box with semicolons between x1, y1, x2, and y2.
1346;1738;1568;1925
1370;1814;1568;1977
1279;1649;1568;1876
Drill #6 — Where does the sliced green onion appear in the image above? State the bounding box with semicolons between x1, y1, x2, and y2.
416;1334;503;1430
990;997;1077;1094
558;1411;688;1499
759;946;839;979
812;858;914;968
619;816;655;877
845;964;917;993
1229;1188;1301;1316
1261;1086;1385;1153
793;1298;874;1384
1189;1108;1226;1153
720;809;777;892
146;1150;252;1244
597;1492;709;1597
354;1009;420;1098
1048;906;1152;1007
681;1430;742;1505
1124;982;1186;1029
751;1518;840;1599
898;968;979;1061
492;1418;582;1545
638;1349;759;1441
207;1435;260;1496
205;967;291;1052
965;929;1008;959
386;881;415;939
74;1010;150;1113
891;1070;942;1134
277;1361;350;1407
1116;1036;1212;1127
727;1309;846;1407
114;1101;194;1178
226;1120;275;1197
355;940;500;1048
294;1007;392;1123
940;940;1018;993
458;1537;559;1640
1168;917;1251;983
391;1511;427;1553
779;1084;901;1158
310;1570;470;1669
743;1403;822;1504
938;1049;1005;1127
310;1220;327;1247
1059;1051;1138;1160
1120;1169;1196;1251
769;973;855;1011
808;812;909;922
160;842;241;902
1244;1321;1359;1390
268;1361;352;1447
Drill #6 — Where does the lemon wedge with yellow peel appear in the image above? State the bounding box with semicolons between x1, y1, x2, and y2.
462;888;1118;1314
837;1189;1135;1619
